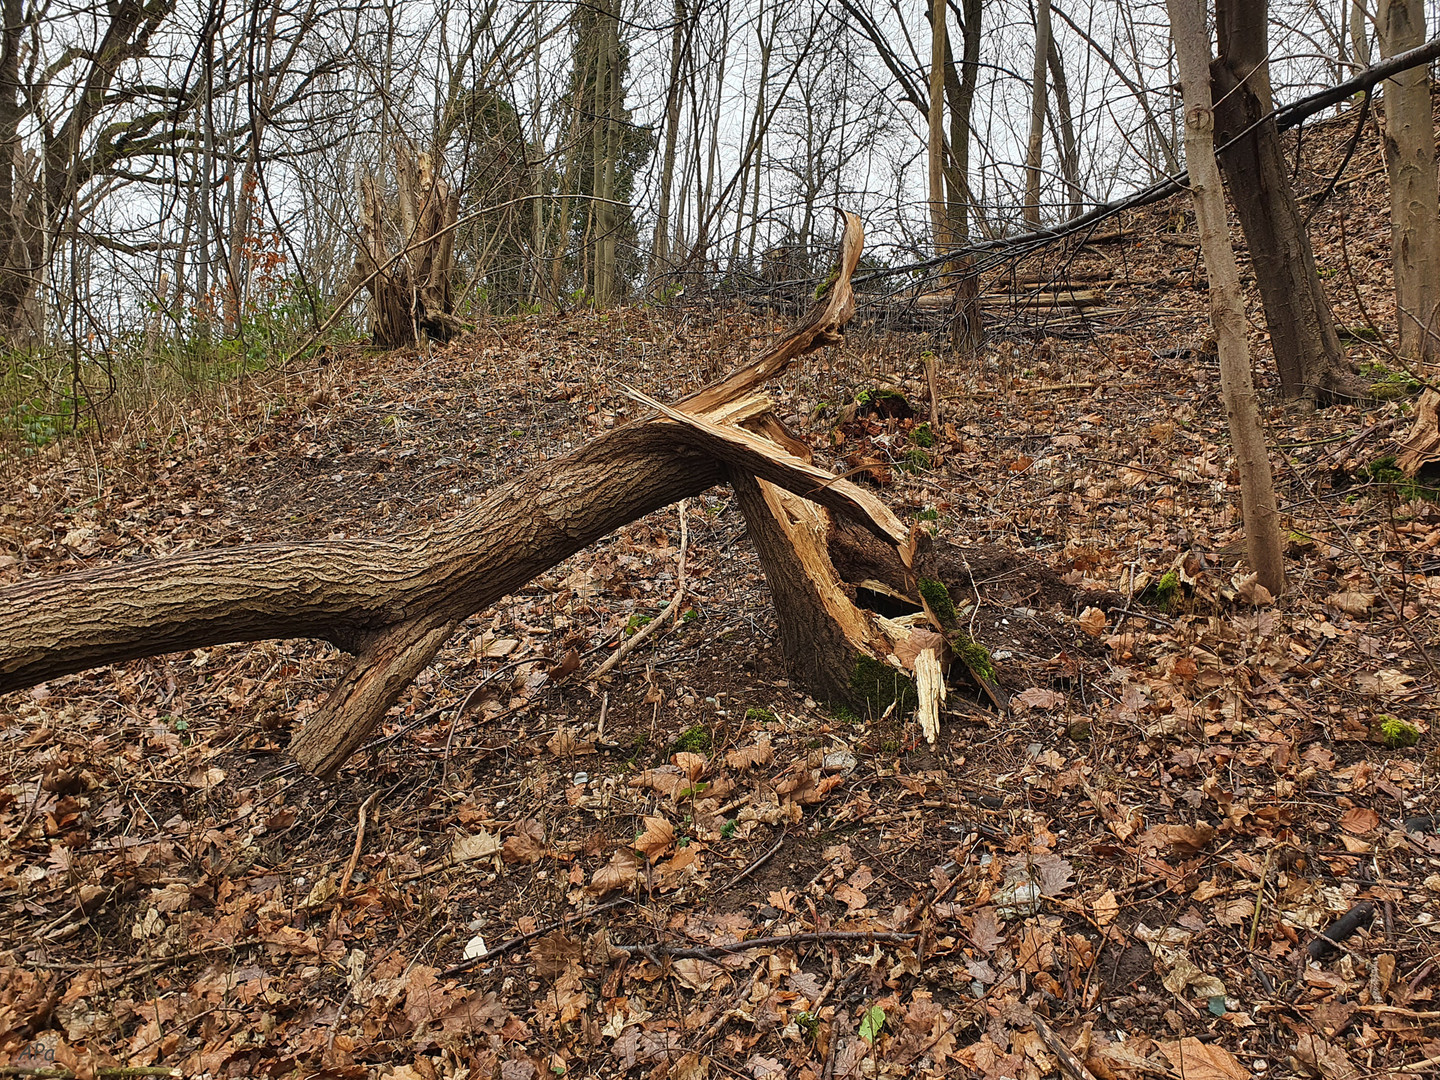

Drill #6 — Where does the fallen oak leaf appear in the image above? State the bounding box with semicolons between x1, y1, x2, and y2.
587;848;640;896
634;816;675;858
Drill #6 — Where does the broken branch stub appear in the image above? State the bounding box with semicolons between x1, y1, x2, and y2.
0;210;984;775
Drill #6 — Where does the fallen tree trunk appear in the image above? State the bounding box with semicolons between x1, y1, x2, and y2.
1;213;983;776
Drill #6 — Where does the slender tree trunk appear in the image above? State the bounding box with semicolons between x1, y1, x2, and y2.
1167;0;1285;597
1046;28;1081;219
1211;0;1356;400
1051;3;1181;177
730;0;772;273
1378;0;1440;362
1024;0;1051;226
1351;1;1371;69
1380;0;1440;475
947;0;984;353
649;0;688;289
0;0;35;341
926;0;949;253
594;0;620;306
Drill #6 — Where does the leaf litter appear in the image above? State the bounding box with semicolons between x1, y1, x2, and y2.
2;111;1440;1078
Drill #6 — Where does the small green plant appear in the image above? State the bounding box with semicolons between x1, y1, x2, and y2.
720;818;738;839
910;422;936;448
1361;362;1423;401
624;613;653;637
670;725;712;754
1375;715;1421;748
1155;569;1181;612
744;706;778;724
796;1011;820;1040
900;447;930;473
682;607;699;623
830;703;861;724
915;507;940;522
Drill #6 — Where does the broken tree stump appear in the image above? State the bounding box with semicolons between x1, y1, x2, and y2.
0;212;995;775
343;142;463;348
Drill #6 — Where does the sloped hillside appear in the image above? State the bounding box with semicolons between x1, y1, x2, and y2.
1;100;1438;1079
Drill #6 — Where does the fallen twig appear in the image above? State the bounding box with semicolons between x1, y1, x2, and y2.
614;929;917;962
338;790;380;898
439;897;631;977
721;832;786;892
1030;1014;1101;1080
0;1069;180;1079
593;499;690;677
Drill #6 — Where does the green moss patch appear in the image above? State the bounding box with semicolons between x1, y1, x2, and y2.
1155;569;1181;612
1375;715;1421;749
669;725;713;755
918;577;957;628
850;656;916;715
950;631;996;682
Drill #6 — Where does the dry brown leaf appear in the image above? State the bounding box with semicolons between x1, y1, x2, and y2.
970;908;1005;953
831;883;868;911
671;1052;710;1080
1093;889;1120;928
672;751;708;781
1158;1038;1249;1080
547;726;596;757
1077;607;1107;638
1339;807;1380;835
451;829;502;863
634;816;675;858
550;646;581;679
1291;1034;1362;1080
725;736;773;771
1141;822;1216;855
502;819;547;864
893;627;948;669
630;768;689;800
1013;686;1065;711
1331;591;1375;617
586;848;639;896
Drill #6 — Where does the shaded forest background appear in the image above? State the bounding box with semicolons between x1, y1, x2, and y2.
0;0;1406;439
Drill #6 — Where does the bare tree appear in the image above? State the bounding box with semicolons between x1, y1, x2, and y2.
1379;0;1440;475
1167;0;1285;596
1023;0;1052;226
1211;0;1357;399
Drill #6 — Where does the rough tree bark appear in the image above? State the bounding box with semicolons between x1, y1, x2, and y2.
1378;0;1440;475
1211;0;1358;400
2;214;977;776
345;144;462;348
1167;0;1285;597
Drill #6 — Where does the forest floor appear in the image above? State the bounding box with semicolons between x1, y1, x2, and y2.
3;106;1440;1080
